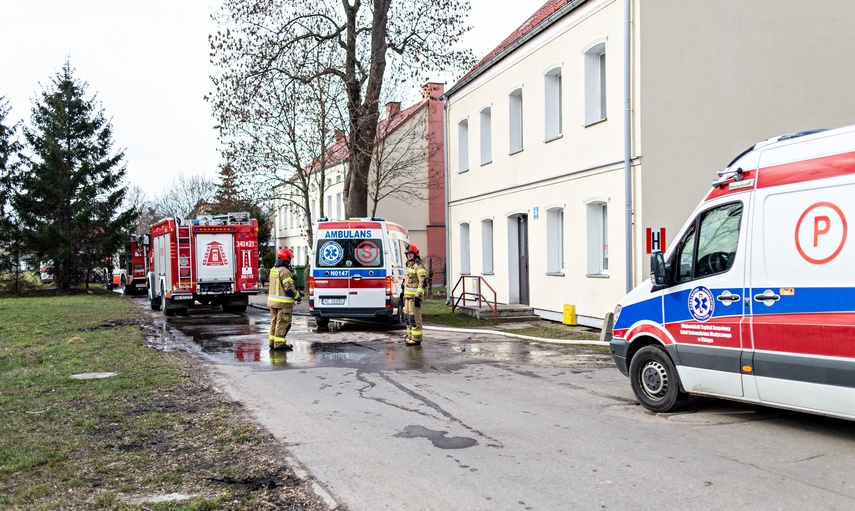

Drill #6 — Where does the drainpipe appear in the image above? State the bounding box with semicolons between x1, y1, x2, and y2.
443;94;452;305
623;0;633;293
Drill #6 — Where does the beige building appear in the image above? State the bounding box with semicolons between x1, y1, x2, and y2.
444;0;855;327
274;84;447;284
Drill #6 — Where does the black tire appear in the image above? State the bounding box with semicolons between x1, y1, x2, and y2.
629;345;687;413
315;317;330;328
387;299;404;325
120;275;128;295
150;296;162;311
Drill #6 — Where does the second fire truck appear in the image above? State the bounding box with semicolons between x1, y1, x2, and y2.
147;212;260;316
104;234;149;295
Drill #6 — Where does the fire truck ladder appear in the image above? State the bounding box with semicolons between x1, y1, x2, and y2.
195;212;251;226
176;223;193;291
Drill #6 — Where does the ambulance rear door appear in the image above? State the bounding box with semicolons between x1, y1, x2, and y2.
314;224;386;312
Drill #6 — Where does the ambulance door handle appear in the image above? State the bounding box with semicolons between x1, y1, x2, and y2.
351;274;362;280
753;290;780;305
716;291;741;304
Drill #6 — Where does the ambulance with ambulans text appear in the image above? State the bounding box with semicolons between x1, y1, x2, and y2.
610;124;855;421
308;218;409;328
147;212;259;316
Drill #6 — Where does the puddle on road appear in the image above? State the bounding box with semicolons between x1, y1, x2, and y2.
143;306;612;372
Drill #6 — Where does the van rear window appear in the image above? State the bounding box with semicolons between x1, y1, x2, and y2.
316;238;383;268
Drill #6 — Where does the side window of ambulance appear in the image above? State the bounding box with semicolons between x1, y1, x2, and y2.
695;202;742;277
674;201;743;283
674;225;696;283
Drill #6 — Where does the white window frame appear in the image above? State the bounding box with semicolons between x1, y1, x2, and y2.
460;222;471;275
335;192;342;219
584;41;607;125
585;199;609;276
458;119;469;172
544;67;563;141
480;107;492;165
509;88;524;154
546;207;564;274
481;218;494;274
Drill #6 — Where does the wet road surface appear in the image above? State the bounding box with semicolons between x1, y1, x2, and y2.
135;297;855;511
142;301;613;372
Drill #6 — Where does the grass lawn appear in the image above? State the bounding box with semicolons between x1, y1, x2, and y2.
421;295;606;350
0;291;322;510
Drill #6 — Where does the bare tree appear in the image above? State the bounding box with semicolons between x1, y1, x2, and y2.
209;0;473;218
216;73;348;250
151;173;218;220
368;95;443;217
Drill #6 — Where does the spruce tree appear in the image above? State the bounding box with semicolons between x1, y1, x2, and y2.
0;96;25;293
14;62;137;290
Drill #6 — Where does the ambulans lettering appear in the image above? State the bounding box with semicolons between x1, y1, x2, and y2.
323;230;373;239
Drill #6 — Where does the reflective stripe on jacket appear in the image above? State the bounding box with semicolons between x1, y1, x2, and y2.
404;260;427;296
268;267;300;306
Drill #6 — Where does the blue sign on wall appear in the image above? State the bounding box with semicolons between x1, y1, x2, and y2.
533;207;539;220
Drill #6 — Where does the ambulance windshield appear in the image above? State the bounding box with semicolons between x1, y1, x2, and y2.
315;238;384;269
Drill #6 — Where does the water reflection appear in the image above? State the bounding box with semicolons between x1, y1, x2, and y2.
148;308;612;371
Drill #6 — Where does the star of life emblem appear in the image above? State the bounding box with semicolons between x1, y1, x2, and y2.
688;286;714;322
320;241;343;266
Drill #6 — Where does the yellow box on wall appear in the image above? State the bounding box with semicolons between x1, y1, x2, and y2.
562;304;577;325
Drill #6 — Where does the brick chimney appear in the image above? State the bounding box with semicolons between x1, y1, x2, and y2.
385;101;401;119
422;82;445;100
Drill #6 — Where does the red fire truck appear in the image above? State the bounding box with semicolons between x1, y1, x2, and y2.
146;212;259;316
104;235;150;295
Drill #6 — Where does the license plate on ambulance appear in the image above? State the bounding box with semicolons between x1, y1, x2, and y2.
321;297;346;306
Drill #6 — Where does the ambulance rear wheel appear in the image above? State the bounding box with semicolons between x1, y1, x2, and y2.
629;345;687;413
316;317;330;328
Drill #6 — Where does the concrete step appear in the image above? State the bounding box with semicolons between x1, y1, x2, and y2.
456;304;539;322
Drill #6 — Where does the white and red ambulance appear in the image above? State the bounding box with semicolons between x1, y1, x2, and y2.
308;218;409;327
610;124;855;420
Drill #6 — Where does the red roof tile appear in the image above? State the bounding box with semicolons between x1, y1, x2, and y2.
451;0;584;94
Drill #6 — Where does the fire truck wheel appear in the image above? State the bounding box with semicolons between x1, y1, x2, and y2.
150;295;161;311
120;276;128;295
628;345;687;413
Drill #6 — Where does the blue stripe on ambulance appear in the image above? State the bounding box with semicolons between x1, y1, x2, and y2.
312;269;388;278
749;286;855;315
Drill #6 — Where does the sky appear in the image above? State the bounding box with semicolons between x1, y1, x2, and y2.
0;0;545;198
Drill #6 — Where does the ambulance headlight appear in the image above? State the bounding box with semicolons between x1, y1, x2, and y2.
613;304;622;325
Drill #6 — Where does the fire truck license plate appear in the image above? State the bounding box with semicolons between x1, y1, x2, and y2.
321;298;345;305
172;295;192;300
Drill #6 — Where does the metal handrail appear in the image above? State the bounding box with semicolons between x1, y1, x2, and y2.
450;275;498;323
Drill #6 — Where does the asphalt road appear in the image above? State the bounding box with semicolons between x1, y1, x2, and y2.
140;299;855;511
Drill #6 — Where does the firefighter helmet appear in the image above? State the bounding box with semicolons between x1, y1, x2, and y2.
405;244;420;257
277;247;294;262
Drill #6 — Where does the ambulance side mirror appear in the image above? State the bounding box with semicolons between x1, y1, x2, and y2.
650;250;670;287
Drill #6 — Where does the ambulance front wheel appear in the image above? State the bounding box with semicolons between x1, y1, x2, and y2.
629;345;687;413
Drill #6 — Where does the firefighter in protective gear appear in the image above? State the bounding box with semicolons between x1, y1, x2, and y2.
267;247;301;350
403;244;427;345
